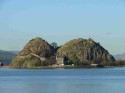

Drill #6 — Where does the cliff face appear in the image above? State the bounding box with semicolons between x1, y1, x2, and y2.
11;37;55;68
18;37;54;57
57;38;115;65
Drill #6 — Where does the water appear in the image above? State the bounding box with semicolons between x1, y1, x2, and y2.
0;68;125;93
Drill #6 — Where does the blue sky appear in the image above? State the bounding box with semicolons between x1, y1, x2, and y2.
0;0;124;54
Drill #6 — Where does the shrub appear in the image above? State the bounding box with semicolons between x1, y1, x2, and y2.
113;60;125;66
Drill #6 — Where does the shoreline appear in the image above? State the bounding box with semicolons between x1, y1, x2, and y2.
0;66;10;68
1;65;125;69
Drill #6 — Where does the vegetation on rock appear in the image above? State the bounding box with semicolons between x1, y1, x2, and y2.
18;37;54;57
11;37;116;68
11;37;55;68
57;38;115;66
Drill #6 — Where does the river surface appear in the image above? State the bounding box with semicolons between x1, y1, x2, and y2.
0;68;125;93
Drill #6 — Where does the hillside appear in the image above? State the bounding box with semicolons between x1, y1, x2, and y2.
57;38;115;66
11;37;55;68
11;37;116;68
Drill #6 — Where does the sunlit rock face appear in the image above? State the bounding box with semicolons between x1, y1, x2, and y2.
57;38;115;65
11;37;55;68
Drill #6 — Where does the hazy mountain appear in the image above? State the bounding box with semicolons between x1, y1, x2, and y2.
114;53;125;61
0;50;19;64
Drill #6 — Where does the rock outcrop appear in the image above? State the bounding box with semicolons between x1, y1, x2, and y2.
56;38;115;65
11;37;115;68
11;37;55;68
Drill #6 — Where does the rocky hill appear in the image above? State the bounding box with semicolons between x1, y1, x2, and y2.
11;37;55;68
11;37;115;68
57;38;115;65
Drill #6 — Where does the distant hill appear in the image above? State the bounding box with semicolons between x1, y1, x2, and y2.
0;50;19;64
114;53;125;61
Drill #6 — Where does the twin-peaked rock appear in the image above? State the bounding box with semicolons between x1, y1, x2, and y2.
11;37;115;68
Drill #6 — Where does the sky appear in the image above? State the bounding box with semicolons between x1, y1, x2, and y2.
0;0;124;55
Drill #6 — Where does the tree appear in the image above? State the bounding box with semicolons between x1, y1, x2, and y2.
51;42;58;49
